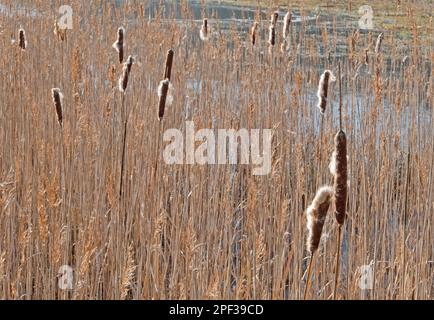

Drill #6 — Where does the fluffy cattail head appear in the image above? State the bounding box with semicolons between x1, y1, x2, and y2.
375;32;384;55
268;24;276;46
283;11;292;39
271;11;279;25
317;70;336;114
51;88;64;127
250;22;259;46
119;55;134;93
306;186;333;254
112;27;125;63
333;130;348;225
18;28;27;50
200;19;209;41
158;79;170;120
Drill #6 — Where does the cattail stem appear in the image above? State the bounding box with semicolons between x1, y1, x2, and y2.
119;95;127;201
304;253;315;300
333;225;342;299
339;63;342;130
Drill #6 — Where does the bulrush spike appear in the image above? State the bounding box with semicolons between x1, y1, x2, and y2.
113;27;125;64
317;70;336;114
51;88;64;127
18;28;27;50
268;24;276;47
158;79;170;120
304;185;333;300
164;49;174;81
119;55;134;93
250;22;259;47
200;19;209;41
333;130;348;225
271;11;279;25
306;186;333;254
283;11;291;39
375;32;384;55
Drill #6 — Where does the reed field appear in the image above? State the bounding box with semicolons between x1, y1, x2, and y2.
0;0;433;300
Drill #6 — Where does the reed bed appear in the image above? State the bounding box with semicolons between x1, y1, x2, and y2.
0;0;433;300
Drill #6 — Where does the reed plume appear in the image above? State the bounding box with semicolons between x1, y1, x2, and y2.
18;28;27;50
118;55;134;93
51;88;64;127
250;22;259;46
200;19;209;41
317;70;336;114
112;27;125;63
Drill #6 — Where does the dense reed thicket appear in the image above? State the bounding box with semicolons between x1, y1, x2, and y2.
0;0;433;299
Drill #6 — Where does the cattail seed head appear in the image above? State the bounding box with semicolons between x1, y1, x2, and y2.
51;88;64;127
271;11;279;25
112;27;125;63
283;11;291;39
333;130;348;225
375;32;384;55
158;79;170;120
164;49;174;81
250;22;259;46
268;24;276;46
200;19;209;41
119;55;134;93
18;28;27;50
306;186;333;254
317;70;336;114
